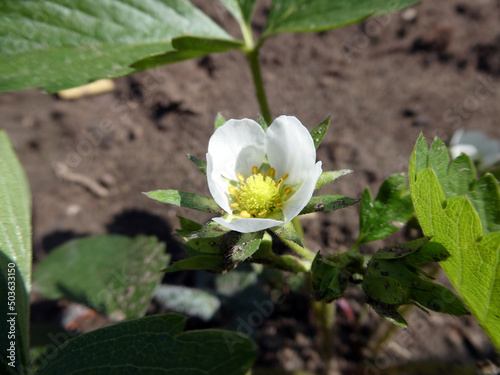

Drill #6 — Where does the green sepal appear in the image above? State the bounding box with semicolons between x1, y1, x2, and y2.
186;221;231;240
310;116;330;149
175;216;203;237
354;173;414;248
372;236;435;261
315;169;352;190
162;255;224;273
186;154;207;175
144;190;222;214
409;278;469;316
231;231;264;262
363;274;406;305
299;195;359;215
257;114;268;131
215;112;226;130
369;301;408;328
311;252;348;302
271;222;303;247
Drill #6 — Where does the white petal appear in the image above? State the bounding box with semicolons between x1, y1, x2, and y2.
282;161;323;223
206;153;231;213
266;116;316;184
208;119;266;180
213;217;284;233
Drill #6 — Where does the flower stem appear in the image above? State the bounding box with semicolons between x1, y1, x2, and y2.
282;238;315;263
246;47;272;125
313;299;336;374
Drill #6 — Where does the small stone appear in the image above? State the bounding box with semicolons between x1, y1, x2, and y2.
412;114;431;127
401;8;417;23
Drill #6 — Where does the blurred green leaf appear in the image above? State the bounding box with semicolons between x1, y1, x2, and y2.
315;169;352;190
354;174;414;248
33;235;168;320
310;116;330;150
144;190;222;214
36;313;256;375
300;195;359;215
176;216;203;237
0;0;238;92
263;0;420;37
0;131;31;371
154;285;221;321
409;134;500;349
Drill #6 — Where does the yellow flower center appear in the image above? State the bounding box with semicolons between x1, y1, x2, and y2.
228;166;292;218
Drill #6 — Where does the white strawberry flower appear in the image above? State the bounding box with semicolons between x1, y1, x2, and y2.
207;115;322;233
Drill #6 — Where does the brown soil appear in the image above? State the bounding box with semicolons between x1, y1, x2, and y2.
1;0;499;373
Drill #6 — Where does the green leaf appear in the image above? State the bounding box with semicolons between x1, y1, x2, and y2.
144;190;222;214
33;235;168;320
154;285;220;321
354;174;414;248
36;313;256;375
130;35;244;71
311;252;348;302
409;135;500;350
413;136;500;234
315;169;352;190
263;0;420;37
309;116;331;149
186;154;207;175
215;112;227;130
299;195;359;215
0;0;238;92
163;255;224;273
0;131;31;287
1;253;30;373
271;222;303;247
219;0;257;25
0;131;31;371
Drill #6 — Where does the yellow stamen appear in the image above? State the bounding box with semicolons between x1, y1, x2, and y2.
275;203;283;207
268;168;275;177
252;166;259;174
228;186;237;195
284;187;293;195
237;174;245;182
281;173;289;181
231;203;239;208
240;210;251;218
258;210;267;217
250;210;258;215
